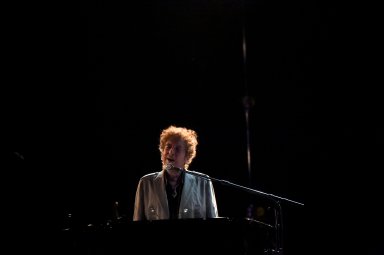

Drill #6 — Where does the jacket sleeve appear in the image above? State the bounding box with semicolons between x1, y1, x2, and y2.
133;178;145;221
205;179;219;218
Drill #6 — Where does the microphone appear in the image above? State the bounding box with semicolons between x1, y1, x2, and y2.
165;163;174;171
165;163;184;172
165;164;209;180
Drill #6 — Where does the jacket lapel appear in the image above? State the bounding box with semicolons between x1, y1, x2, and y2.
154;171;169;219
179;171;194;215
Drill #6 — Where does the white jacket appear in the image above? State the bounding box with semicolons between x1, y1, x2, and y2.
133;169;218;221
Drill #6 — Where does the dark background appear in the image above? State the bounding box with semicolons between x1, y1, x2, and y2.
8;1;383;255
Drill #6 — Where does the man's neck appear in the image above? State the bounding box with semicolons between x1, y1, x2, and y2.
165;169;183;188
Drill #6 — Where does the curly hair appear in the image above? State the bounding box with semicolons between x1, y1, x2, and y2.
159;125;198;169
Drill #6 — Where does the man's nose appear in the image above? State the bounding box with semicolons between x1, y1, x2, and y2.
169;146;178;155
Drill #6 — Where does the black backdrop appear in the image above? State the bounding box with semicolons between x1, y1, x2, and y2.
3;1;328;255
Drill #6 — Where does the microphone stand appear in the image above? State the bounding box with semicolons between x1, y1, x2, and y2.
183;169;304;255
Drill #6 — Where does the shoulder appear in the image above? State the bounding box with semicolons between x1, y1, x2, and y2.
185;170;211;183
187;170;209;177
140;171;160;180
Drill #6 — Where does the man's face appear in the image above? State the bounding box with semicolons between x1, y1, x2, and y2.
162;137;187;169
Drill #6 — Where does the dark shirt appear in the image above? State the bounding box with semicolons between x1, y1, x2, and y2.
165;171;184;219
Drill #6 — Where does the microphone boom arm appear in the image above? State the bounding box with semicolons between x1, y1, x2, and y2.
185;170;304;206
183;169;304;255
